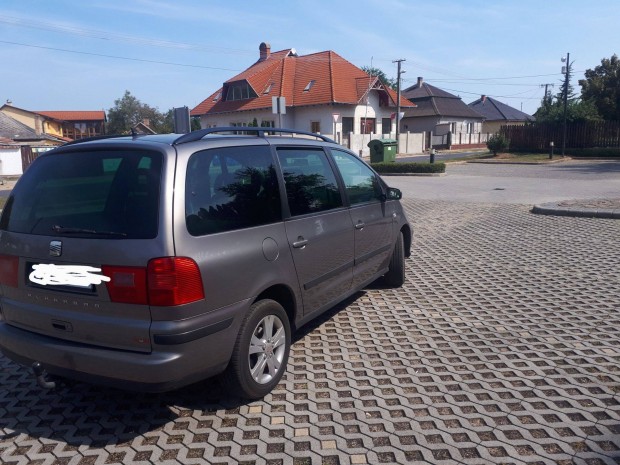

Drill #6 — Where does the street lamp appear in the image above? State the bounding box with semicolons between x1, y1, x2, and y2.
561;53;570;157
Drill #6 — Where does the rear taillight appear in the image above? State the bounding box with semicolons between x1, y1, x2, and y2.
0;254;19;288
103;257;204;307
147;257;204;306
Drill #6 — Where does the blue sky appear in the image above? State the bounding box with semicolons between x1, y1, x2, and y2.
1;0;618;116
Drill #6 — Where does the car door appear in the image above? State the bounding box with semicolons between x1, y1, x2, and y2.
330;149;394;289
276;147;354;315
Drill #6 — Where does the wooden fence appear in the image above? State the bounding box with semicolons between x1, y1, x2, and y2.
501;121;620;151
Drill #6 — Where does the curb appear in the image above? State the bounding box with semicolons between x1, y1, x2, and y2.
468;158;570;165
532;204;620;219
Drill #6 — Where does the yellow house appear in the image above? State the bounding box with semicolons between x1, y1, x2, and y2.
0;103;106;141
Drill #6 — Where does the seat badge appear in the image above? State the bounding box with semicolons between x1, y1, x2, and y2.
49;241;62;257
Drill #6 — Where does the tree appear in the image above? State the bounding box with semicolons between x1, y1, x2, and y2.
579;54;620;121
534;62;602;123
107;90;169;134
487;133;510;156
361;66;397;90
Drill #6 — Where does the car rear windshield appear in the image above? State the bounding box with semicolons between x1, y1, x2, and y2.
0;149;162;239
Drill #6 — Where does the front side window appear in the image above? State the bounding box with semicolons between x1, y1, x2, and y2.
1;150;162;239
276;148;343;217
330;149;384;205
186;146;281;236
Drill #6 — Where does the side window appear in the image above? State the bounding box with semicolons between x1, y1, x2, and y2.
185;146;281;236
276;148;343;217
330;150;384;205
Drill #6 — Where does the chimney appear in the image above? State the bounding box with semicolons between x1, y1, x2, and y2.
34;115;43;135
417;77;424;87
259;42;271;61
481;95;487;103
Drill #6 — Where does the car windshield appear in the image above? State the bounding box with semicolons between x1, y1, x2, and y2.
0;149;162;239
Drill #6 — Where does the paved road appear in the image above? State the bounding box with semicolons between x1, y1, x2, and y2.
1;162;619;464
387;159;620;205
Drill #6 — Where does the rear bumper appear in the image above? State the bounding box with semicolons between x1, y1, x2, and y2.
0;302;247;392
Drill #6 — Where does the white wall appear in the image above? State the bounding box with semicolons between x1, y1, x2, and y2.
348;131;426;157
0;148;22;175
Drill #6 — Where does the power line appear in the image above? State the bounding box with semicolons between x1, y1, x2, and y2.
0;14;256;55
0;40;242;71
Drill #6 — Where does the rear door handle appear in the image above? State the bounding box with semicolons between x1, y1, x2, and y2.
292;237;308;248
355;222;365;230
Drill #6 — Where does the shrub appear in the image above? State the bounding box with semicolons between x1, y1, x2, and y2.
371;162;445;174
487;133;510;155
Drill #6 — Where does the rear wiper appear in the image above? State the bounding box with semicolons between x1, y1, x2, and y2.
52;225;127;237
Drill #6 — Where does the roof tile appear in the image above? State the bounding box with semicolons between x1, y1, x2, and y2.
35;111;106;121
191;49;412;116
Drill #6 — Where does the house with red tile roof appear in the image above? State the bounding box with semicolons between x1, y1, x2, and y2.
0;104;106;141
191;43;414;154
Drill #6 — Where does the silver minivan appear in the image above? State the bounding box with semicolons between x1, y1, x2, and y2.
0;128;411;398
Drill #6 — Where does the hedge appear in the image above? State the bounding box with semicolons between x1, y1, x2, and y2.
371;162;446;174
565;147;620;158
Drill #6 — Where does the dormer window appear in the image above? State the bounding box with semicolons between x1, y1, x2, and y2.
225;81;257;101
303;80;315;92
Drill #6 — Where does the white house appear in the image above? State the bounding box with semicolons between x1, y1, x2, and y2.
191;43;417;156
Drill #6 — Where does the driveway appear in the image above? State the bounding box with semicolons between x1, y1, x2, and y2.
1;161;619;464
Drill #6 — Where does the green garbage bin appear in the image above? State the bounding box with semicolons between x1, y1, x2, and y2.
368;138;397;163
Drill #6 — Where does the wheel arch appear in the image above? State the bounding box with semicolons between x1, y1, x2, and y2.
401;224;412;258
254;284;298;329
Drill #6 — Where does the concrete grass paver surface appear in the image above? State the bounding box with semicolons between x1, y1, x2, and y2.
1;199;619;464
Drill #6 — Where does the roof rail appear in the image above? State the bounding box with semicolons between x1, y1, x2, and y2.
172;127;336;145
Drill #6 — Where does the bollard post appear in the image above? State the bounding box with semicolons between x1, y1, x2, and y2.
430;148;436;164
549;141;554;160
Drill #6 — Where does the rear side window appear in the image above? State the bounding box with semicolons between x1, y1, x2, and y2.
276;148;343;216
0;150;162;239
186;146;281;236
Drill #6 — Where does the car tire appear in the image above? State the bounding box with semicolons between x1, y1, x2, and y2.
383;232;405;287
223;299;291;399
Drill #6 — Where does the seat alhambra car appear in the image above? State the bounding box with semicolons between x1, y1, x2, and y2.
0;128;411;398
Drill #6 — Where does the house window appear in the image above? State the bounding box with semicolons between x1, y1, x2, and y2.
213;92;222;102
342;117;354;135
382;118;392;135
450;122;456;133
311;121;321;133
225;81;257;101
467;122;475;134
263;83;273;94
360;118;376;134
230;122;249;134
260;120;275;128
303;80;316;92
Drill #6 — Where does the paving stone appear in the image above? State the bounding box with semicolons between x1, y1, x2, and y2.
1;199;619;464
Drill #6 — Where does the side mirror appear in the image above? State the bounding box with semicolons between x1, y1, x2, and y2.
386;187;402;200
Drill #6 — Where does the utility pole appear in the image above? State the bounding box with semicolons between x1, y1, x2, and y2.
561;53;570;156
539;83;554;106
393;58;406;155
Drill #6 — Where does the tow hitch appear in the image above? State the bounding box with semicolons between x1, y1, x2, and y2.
32;362;56;390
